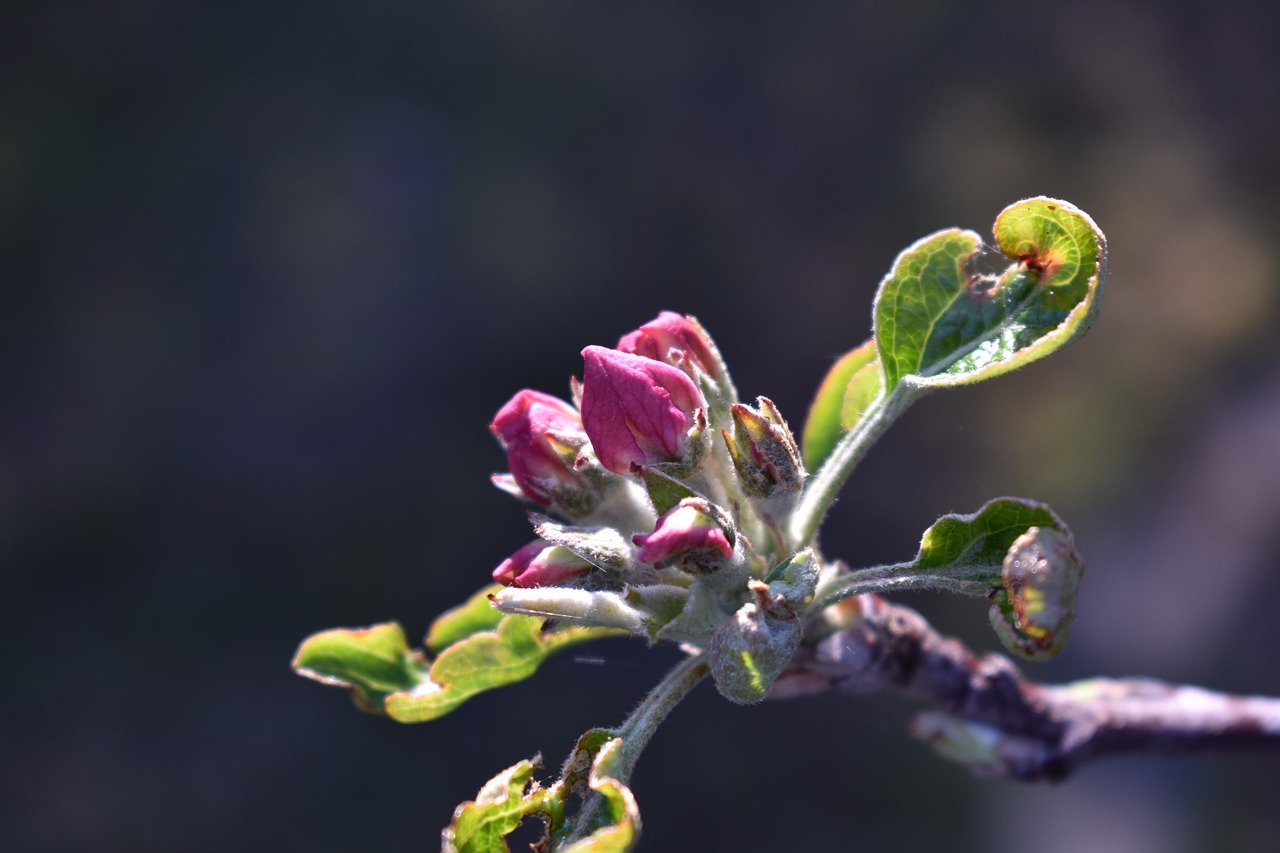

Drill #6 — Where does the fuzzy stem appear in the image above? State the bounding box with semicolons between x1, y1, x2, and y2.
563;653;709;843
614;652;709;775
809;561;995;613
788;383;922;548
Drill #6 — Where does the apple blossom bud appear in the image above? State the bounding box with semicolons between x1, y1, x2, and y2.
492;540;595;589
490;390;597;517
617;311;727;383
579;346;706;475
722;397;805;499
632;497;733;573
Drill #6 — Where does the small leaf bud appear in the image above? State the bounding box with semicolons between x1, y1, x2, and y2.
707;598;803;704
722;397;806;499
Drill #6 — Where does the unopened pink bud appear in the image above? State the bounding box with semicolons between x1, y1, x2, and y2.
493;540;594;588
580;346;706;475
632;497;733;572
617;311;725;382
490;390;595;514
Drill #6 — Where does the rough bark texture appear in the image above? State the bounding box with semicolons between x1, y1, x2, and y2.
772;594;1280;780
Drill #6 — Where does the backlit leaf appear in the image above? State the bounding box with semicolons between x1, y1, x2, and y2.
873;197;1105;393
801;338;883;471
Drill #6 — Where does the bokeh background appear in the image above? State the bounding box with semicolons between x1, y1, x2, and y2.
6;2;1280;851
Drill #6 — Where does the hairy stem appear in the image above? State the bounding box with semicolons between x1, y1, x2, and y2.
563;653;709;843
777;594;1280;780
614;652;709;775
789;384;922;548
809;561;994;613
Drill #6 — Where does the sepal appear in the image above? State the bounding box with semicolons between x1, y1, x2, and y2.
531;515;637;575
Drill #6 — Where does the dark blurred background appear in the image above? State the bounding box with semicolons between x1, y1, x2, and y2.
6;2;1280;851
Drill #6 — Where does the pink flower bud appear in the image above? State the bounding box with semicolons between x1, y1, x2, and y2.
490;390;594;514
617;311;725;382
580;346;706;475
632;497;733;572
493;540;594;588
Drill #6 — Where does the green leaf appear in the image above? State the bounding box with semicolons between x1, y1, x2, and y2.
909;497;1070;577
873;197;1105;393
809;497;1074;611
801;338;883;471
386;615;617;723
441;733;641;853
649;580;724;646
292;622;424;714
492;586;655;634
765;548;820;608
558;737;640;853
427;584;506;654
442;757;565;853
294;609;619;722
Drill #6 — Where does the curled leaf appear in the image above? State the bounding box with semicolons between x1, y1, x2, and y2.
441;756;564;853
292;622;424;714
873;197;1105;393
556;737;641;853
440;733;641;853
988;525;1084;660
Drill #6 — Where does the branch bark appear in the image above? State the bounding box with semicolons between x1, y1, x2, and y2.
772;594;1280;780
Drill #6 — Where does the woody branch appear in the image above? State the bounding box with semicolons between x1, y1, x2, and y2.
774;593;1280;781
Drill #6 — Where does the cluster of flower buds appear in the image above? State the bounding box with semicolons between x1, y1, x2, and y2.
486;312;815;701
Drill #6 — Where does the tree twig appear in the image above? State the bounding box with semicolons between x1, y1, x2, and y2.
771;593;1280;780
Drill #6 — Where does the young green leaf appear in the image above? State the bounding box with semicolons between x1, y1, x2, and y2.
441;733;641;853
873;197;1105;393
386;615;620;723
427;584;507;654
441;756;565;853
555;737;640;853
809;497;1076;611
292;622;424;714
910;497;1071;576
636;466;699;516
801;338;883;471
293;612;620;723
